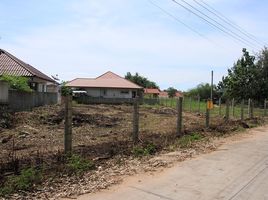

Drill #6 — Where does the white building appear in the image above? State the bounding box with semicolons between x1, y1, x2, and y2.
66;71;143;99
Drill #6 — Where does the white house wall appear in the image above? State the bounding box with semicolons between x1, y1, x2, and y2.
84;88;135;98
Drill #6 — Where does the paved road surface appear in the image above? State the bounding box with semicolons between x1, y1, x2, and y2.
77;126;268;200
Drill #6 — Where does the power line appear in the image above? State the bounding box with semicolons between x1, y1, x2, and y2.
194;0;266;47
171;0;259;50
147;0;221;47
175;0;260;49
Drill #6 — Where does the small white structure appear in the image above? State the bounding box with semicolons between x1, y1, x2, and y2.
66;71;143;99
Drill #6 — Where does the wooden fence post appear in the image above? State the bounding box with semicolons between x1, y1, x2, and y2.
133;98;139;143
225;99;230;121
64;95;72;154
176;97;183;137
232;98;235;118
219;98;222;116
241;99;244;121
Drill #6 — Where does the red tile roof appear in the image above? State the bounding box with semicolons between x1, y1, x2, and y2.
0;49;55;82
144;88;160;94
66;71;143;89
159;91;168;97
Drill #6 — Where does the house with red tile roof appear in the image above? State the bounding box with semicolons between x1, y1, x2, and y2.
0;49;57;93
159;90;184;98
66;71;143;99
144;88;160;98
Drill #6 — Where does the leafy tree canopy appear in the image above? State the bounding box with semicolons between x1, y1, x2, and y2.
166;87;177;98
217;48;264;102
125;72;159;89
0;75;32;92
186;83;219;100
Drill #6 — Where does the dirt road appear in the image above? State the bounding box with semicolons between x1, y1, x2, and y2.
76;126;268;200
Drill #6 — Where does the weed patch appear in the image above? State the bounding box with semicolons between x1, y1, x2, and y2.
132;143;157;157
0;167;42;197
177;133;203;148
66;154;95;174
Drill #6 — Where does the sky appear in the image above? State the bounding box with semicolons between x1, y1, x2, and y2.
0;0;268;91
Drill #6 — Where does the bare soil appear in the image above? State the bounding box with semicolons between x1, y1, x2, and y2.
0;104;264;199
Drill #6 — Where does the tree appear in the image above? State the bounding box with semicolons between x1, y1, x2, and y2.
186;83;219;100
218;48;262;101
125;72;159;89
166;87;177;98
0;75;32;92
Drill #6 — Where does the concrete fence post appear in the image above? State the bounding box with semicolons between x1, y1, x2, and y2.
250;100;254;119
64;95;72;154
232;98;235;118
248;98;251;118
198;95;201;114
189;97;192;112
264;99;267;117
241;99;244;121
219;98;222;116
225;99;230;121
206;99;210;128
133;98;139;143
176;97;183;137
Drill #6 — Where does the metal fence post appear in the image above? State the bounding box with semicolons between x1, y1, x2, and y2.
133;98;139;143
64;95;72;154
176;97;183;137
241;99;244;121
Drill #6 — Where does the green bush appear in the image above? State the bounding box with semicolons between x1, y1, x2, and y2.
177;133;202;148
132;143;157;157
66;154;95;174
0;75;32;92
0;168;42;196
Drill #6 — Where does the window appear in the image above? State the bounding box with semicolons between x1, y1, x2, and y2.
120;90;129;94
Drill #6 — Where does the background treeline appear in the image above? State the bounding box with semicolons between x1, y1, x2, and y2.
186;47;268;103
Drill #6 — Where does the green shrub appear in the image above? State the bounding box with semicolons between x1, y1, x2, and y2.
177;133;202;148
0;168;42;196
132;143;157;157
66;154;95;174
0;75;32;92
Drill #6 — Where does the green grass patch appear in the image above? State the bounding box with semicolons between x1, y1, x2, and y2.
132;143;157;157
66;154;95;174
0;167;42;197
177;133;203;148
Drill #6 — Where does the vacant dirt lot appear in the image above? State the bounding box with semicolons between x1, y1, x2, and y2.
0;104;264;199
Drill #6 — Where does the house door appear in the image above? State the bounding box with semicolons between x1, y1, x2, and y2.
132;91;136;98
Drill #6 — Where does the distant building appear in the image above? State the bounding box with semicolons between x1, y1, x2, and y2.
0;49;58;93
144;88;160;98
159;90;184;98
66;71;143;99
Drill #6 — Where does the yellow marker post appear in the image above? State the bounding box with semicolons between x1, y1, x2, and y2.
207;100;214;110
